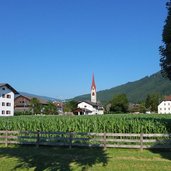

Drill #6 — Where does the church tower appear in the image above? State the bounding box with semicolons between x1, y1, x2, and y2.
91;74;97;103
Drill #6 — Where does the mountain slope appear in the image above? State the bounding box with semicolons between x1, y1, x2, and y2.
19;92;61;102
73;72;171;104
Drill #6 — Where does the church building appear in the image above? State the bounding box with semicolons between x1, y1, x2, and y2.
75;74;104;115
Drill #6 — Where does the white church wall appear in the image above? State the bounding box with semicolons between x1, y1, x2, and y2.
78;102;94;112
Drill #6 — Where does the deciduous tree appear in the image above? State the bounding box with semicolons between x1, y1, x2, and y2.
160;1;171;80
145;94;160;112
43;102;58;115
110;94;128;113
64;100;77;112
30;98;41;114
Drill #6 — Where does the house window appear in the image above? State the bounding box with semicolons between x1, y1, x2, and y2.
164;103;166;105
164;108;166;110
2;110;5;114
2;94;5;98
6;103;11;106
6;111;11;114
7;95;11;98
168;108;170;110
2;87;5;90
2;102;5;106
160;108;162;110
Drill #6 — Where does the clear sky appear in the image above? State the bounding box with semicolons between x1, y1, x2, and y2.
0;0;168;99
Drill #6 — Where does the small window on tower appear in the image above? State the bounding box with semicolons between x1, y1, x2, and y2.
92;92;95;96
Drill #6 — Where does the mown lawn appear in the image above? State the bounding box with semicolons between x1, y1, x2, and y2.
0;145;171;171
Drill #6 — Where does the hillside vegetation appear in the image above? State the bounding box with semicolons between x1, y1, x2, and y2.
73;72;171;104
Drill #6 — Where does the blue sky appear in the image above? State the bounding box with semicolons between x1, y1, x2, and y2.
0;0;168;99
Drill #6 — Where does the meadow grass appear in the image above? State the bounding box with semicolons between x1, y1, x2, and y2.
0;145;171;171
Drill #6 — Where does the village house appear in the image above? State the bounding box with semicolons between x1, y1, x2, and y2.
76;100;104;115
53;101;64;114
75;74;104;115
0;83;19;116
158;96;171;114
14;94;49;112
15;94;63;114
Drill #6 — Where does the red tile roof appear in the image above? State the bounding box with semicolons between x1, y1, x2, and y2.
164;96;171;101
91;73;96;90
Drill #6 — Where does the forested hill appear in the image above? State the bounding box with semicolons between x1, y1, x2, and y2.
73;72;171;104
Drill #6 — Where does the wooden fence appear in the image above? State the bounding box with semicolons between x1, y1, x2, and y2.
0;130;171;150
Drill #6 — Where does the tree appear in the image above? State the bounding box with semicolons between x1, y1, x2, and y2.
110;94;129;113
160;1;171;80
43;102;58;115
64;100;77;112
145;94;160;112
30;98;41;114
139;102;146;114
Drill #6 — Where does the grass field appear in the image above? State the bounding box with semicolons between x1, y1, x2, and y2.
0;145;171;171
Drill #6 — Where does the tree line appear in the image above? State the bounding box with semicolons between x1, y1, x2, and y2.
106;93;162;114
61;93;162;114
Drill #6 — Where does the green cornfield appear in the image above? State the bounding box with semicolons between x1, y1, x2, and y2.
0;114;171;133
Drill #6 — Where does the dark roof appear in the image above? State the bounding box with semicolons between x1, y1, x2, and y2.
0;83;19;94
78;100;103;107
15;94;49;104
74;108;92;113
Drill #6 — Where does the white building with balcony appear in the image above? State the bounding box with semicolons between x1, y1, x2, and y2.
77;101;104;115
0;83;18;116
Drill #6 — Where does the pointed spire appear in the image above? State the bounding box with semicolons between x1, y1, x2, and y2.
91;73;96;90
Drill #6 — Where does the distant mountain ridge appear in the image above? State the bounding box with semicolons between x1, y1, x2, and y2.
18;92;61;102
73;72;171;104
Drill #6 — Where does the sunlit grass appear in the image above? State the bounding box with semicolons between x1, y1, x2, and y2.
0;145;170;171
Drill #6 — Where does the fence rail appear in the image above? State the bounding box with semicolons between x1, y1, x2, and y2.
0;130;171;149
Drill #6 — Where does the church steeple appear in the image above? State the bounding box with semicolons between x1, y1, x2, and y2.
91;73;97;103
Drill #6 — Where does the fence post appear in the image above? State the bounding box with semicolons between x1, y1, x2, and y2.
140;133;143;151
69;132;73;149
36;130;40;148
5;130;8;147
104;132;107;150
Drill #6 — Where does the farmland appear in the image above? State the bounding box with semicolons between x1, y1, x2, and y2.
0;114;171;133
0;114;171;171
